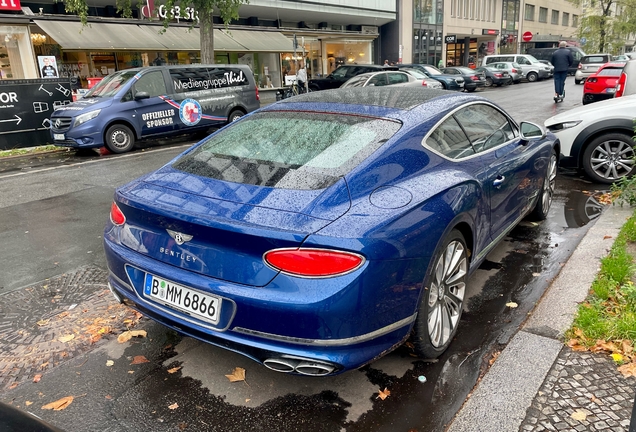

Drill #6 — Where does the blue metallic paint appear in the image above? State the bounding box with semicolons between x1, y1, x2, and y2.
104;90;556;374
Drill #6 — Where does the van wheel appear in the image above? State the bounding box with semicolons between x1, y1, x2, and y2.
575;79;582;84
105;124;134;154
227;109;246;124
526;72;538;82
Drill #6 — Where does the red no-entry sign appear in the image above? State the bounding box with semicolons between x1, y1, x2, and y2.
522;31;533;42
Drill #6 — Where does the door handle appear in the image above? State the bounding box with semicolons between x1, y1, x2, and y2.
493;176;505;187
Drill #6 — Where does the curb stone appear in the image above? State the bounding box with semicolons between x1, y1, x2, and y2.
447;204;634;432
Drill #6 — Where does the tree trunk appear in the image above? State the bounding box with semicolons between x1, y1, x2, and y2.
599;16;606;53
199;12;214;64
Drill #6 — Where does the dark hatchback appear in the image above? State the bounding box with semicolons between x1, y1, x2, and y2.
398;64;465;91
442;66;487;92
475;66;512;87
308;64;395;91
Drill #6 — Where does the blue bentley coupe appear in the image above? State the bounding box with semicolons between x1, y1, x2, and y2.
104;87;558;376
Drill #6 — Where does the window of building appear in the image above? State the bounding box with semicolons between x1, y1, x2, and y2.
539;7;548;23
450;0;456;16
525;4;535;21
551;10;559;25
572;14;579;27
562;12;569;26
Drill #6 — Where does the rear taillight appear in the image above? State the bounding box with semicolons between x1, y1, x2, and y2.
422;81;428;86
494;73;503;78
578;63;582;69
264;248;364;277
471;75;479;81
110;202;126;226
511;68;518;73
587;77;597;83
255;87;260;101
616;72;627;97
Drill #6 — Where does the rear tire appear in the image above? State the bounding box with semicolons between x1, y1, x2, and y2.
412;229;468;359
485;77;493;87
529;149;557;220
575;79;582;84
227;108;246;124
104;124;134;154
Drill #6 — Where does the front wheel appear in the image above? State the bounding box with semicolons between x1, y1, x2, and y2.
412;230;468;359
529;149;557;220
582;133;636;184
485;77;493;87
104;124;134;154
526;72;538;82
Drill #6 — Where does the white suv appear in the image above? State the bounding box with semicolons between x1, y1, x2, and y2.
545;95;636;183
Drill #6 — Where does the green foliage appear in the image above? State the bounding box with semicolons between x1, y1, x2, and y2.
570;210;636;344
568;0;636;53
0;145;63;158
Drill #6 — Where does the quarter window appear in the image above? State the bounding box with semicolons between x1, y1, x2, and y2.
454;104;517;152
427;117;475;159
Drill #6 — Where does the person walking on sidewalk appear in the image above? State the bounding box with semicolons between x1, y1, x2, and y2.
551;41;573;102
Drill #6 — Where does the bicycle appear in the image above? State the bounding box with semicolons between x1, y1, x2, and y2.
282;79;311;99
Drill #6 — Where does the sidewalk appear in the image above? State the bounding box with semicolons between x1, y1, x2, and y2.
447;204;636;432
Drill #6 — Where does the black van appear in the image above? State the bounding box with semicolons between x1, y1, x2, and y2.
526;47;586;75
50;64;260;153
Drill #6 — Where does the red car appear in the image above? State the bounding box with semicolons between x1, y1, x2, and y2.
582;62;625;104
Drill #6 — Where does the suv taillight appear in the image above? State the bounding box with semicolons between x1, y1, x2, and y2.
255;87;260;101
616;72;627;97
578;63;582;69
422;81;428;86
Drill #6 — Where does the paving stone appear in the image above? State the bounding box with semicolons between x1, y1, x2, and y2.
519;347;636;432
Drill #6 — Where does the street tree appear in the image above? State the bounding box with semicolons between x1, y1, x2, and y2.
568;0;636;53
62;0;248;63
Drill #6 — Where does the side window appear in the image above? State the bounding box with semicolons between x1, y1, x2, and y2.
486;57;499;64
427;116;475;159
454;104;517;153
503;56;514;62
331;67;348;78
517;57;531;65
387;72;408;84
344;76;367;87
134;71;168;97
368;74;387;86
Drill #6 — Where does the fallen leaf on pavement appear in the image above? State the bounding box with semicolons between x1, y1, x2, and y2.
25;401;32;406
571;410;587;421
40;362;49;369
42;396;74;411
36;319;49;327
603;235;613;240
377;387;391;400
105;395;112;400
127;371;134;374
591;340;619;353
58;334;75;343
168;403;179;410
623;340;634;354
178;423;187;431
505;302;518;308
33;374;42;383
225;367;246;382
130;355;149;365
8;383;18;389
106;360;114;367
489;351;500;365
567;339;588;351
117;330;147;344
167;366;182;374
618;362;636;378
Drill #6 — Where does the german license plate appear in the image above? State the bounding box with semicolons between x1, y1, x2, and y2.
143;273;221;324
54;133;65;140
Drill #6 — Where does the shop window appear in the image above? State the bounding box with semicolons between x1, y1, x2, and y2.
0;26;37;79
539;7;548;23
134;71;167;97
562;12;569;26
525;4;535;21
551;10;559;25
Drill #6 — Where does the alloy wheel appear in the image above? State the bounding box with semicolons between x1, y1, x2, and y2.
589;139;635;181
542;153;557;211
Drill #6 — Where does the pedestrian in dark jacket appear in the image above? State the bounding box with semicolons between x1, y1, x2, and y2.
551;41;574;101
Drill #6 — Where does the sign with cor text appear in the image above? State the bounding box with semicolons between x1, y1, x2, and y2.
0;0;21;11
140;0;198;21
445;35;457;44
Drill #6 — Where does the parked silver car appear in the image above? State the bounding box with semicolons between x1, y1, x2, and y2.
487;61;525;83
538;60;555;78
341;70;443;89
575;54;612;84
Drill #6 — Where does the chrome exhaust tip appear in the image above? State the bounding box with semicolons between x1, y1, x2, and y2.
295;361;335;376
263;358;299;373
107;282;123;304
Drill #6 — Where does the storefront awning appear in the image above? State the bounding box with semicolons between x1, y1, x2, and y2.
218;29;293;52
35;20;294;52
34;20;166;50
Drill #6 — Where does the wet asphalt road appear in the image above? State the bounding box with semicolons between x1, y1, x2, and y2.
0;78;609;431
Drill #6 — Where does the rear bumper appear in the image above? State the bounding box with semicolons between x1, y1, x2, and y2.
582;92;615;104
104;237;416;374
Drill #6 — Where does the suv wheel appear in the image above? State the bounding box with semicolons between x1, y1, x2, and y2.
582;133;636;183
526;72;538;82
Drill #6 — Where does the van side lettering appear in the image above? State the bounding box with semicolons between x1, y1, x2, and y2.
141;109;175;121
173;71;246;91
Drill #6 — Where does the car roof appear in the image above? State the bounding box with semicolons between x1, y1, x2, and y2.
275;87;456;110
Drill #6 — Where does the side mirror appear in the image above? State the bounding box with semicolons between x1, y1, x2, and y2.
134;91;150;100
519;121;546;142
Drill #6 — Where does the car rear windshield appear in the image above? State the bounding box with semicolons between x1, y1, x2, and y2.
582;56;609;64
172;111;402;190
598;68;623;76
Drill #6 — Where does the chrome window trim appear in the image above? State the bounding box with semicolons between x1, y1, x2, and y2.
421;101;520;162
233;313;417;346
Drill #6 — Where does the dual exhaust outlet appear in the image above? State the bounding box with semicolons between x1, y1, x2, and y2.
263;357;336;376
